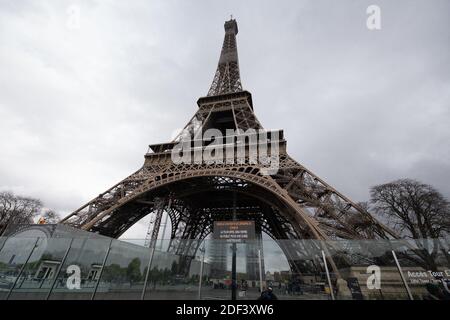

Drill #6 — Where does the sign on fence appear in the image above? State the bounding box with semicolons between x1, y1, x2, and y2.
213;221;256;242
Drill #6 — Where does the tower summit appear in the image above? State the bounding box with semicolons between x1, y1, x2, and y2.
208;18;242;96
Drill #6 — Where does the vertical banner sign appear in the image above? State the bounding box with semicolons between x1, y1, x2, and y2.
213;221;256;242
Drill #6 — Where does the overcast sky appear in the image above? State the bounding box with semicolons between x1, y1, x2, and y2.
1;1;449;242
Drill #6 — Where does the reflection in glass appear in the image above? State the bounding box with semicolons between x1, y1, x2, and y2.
324;240;412;300
94;239;151;300
392;238;450;300
7;237;73;300
48;238;112;300
0;237;40;300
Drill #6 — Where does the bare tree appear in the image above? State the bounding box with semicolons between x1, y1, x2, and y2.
0;191;43;234
370;179;450;270
370;179;449;239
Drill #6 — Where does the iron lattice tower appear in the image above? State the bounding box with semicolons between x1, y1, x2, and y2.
61;19;398;273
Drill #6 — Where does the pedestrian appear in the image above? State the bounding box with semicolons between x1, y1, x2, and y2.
257;286;278;300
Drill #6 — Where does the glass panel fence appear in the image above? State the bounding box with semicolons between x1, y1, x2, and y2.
0;237;41;300
324;239;412;300
267;240;331;300
0;236;448;300
48;237;113;300
6;237;73;300
143;239;206;300
94;239;150;300
235;240;263;300
201;239;253;301
391;238;450;300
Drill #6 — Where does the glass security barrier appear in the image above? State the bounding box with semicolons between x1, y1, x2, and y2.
7;237;74;300
324;240;412;299
48;237;114;300
200;240;259;301
0;237;448;300
390;238;450;300
93;239;150;300
143;239;207;300
0;237;42;300
266;240;331;300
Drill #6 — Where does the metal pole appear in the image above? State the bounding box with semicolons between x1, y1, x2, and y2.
159;197;172;251
197;244;205;300
90;239;113;300
231;191;237;300
6;237;40;300
258;249;263;293
45;238;74;300
391;250;414;300
159;212;169;251
141;246;157;300
231;243;236;300
321;250;335;300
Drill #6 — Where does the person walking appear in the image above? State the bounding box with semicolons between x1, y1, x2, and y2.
257;286;278;300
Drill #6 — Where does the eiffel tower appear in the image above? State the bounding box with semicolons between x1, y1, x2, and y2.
61;18;398;273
